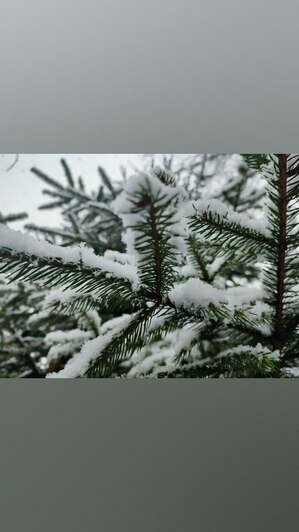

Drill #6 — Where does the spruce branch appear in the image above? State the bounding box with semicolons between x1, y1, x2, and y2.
263;154;299;357
275;154;288;351
242;154;269;171
1;156;297;378
61;158;75;187
188;210;274;258
0;212;27;224
187;235;211;283
86;304;161;377
0;248;138;311
158;345;279;378
117;175;181;299
98;167;116;198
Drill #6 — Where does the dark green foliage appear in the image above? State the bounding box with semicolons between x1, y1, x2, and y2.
28;158;122;254
126;177;179;299
159;349;279;378
0;160;126;376
0;210;75;377
262;155;299;356
87;155;297;377
0;155;297;378
0;249;139;313
242;154;269;171
0;212;27;224
188;210;274;259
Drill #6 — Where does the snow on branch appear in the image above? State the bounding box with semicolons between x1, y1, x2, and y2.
169;279;266;310
0;223;139;288
46;314;134;378
111;171;184;219
184;198;271;236
1;156;296;378
169;278;228;308
127;326;199;378
157;343;280;378
111;170;186;257
216;343;280;361
182;198;274;260
111;170;187;300
168;278;272;333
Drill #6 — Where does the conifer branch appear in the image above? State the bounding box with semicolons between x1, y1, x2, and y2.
188;211;274;257
0;248;138;310
187;235;211;283
149;202;163;301
86;304;161;377
158;345;279;378
1;157;297;378
275;154;288;351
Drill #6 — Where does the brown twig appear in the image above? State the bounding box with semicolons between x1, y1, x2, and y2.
188;235;211;283
149;203;163;301
274;154;288;352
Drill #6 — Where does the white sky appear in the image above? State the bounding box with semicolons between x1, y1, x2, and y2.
0;154;141;229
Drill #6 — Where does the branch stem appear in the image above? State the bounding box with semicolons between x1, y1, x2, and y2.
188;236;211;283
274;154;288;352
149;203;162;301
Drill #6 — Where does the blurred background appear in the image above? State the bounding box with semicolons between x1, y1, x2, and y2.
0;154;139;229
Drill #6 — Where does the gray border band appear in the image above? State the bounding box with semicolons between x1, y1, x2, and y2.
1;1;299;530
1;381;299;531
1;0;299;152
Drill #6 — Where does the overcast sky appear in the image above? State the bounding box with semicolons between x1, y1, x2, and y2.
0;154;140;229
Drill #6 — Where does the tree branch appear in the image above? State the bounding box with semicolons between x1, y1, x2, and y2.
274;154;288;351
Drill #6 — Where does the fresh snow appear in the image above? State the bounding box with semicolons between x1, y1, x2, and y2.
182;198;271;237
169;278;229;308
44;287;80;307
111;171;184;219
45;329;94;343
169;279;267;311
216;343;280;361
127;326;199;378
0;222;81;263
0;223;139;288
168;279;272;335
284;367;299;377
47;314;133;378
225;286;266;305
111;170;187;260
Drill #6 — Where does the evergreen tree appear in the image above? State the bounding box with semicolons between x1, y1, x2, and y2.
26;158;123;253
0;210;64;377
22;158;125;373
0;277;71;377
144;154;224;199
0;159;121;377
0;154;297;378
